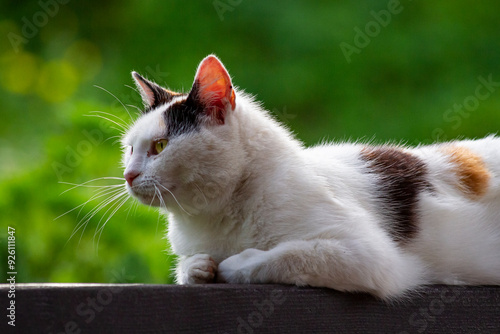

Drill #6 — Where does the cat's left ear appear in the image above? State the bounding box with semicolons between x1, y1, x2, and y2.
188;55;236;124
132;72;176;111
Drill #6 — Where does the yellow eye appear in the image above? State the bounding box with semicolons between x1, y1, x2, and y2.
154;139;168;154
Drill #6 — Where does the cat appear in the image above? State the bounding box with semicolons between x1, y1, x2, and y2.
122;55;500;299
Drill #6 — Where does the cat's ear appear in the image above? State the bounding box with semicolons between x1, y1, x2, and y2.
132;72;176;111
188;55;236;124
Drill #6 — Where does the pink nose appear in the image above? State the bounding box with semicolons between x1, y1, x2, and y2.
124;170;141;186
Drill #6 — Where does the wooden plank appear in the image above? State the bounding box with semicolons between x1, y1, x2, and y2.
0;284;499;333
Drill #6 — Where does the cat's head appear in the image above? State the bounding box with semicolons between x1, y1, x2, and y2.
122;55;244;214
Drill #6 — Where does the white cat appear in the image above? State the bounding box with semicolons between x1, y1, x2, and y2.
122;55;500;299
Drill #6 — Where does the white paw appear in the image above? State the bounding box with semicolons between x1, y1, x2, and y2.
217;248;265;283
179;254;218;284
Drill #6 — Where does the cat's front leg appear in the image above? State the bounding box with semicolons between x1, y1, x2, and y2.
217;239;423;298
216;248;266;283
176;254;218;284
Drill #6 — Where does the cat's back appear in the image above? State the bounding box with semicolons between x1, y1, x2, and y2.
307;137;500;284
406;136;500;284
305;136;500;199
413;135;500;199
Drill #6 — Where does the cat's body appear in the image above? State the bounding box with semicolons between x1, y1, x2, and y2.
123;55;500;298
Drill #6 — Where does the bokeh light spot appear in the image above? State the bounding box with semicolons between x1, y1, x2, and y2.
36;60;79;103
0;51;39;94
0;20;23;53
65;40;103;81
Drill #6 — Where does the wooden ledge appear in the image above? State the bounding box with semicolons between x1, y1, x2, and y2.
1;284;499;333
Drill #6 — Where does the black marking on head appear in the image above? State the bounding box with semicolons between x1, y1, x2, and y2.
144;86;179;113
133;72;182;113
163;93;204;138
360;146;431;244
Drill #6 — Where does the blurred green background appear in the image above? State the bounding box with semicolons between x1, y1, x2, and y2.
1;1;499;284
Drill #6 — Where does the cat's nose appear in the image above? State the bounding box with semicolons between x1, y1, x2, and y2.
124;170;141;186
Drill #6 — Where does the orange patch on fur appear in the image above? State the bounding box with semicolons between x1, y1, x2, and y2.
443;146;491;198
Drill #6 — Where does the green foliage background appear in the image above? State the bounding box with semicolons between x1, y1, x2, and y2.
1;1;499;284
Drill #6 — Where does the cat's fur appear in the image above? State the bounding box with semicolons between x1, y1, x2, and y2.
123;55;500;299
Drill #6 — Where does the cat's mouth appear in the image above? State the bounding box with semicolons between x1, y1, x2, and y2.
127;180;176;207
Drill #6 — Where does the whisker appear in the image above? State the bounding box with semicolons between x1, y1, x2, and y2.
126;104;143;113
132;199;140;217
122;191;140;220
110;126;126;134
155;184;167;210
82;190;127;249
71;187;125;227
92;190;128;238
125;84;140;94
94;192;130;253
101;135;123;146
94;85;134;122
59;182;123;191
154;184;168;236
148;184;158;207
75;186;125;214
84;114;127;134
57;185;125;221
194;183;208;207
66;188;126;245
58;177;125;195
88;110;130;127
124;85;145;115
155;182;192;216
96;193;130;236
104;135;122;141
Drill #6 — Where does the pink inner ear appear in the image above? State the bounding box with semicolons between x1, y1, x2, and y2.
194;56;236;123
132;72;156;106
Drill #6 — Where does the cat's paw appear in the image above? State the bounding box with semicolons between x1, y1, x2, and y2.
179;254;218;284
217;248;265;283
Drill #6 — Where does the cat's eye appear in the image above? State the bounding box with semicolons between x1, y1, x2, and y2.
154;139;168;154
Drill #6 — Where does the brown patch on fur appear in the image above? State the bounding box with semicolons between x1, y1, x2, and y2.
442;146;491;198
361;146;431;244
